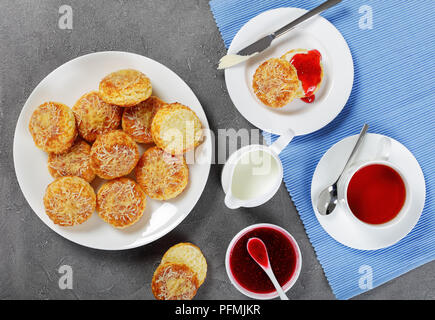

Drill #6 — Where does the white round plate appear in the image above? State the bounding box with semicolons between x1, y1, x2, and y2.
225;7;354;136
311;133;426;250
14;51;212;250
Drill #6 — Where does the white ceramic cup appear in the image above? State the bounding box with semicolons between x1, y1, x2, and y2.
221;129;295;209
225;223;302;300
337;137;411;228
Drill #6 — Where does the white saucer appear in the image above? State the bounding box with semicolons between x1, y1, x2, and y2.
225;7;354;136
311;134;426;250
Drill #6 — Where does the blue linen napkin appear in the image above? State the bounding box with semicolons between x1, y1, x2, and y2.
210;0;435;299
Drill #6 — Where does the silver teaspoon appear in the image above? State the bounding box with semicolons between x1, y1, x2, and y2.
317;124;369;216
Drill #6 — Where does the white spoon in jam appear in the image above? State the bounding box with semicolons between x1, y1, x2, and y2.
247;237;289;300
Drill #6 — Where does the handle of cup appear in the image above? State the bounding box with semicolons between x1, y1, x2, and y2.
376;137;392;161
269;128;295;155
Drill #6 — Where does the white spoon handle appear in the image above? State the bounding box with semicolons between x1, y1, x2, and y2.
264;268;289;300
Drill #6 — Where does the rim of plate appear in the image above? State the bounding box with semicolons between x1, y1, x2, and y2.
224;7;354;136
13;51;212;250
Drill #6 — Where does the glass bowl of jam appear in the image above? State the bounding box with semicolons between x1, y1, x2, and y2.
225;223;302;299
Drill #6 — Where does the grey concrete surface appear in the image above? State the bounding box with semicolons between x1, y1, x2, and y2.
0;0;433;300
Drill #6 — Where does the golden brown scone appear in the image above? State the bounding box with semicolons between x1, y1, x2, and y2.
122;96;167;144
151;103;203;155
99;69;152;107
90;130;140;180
252;58;300;108
47;140;95;183
43;176;96;227
161;243;207;286
136;147;188;200
72;91;122;143
152;263;199;300
281;49;324;98
29;102;77;154
96;178;146;229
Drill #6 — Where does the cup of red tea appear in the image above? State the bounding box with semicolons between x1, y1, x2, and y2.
337;137;410;227
225;223;302;299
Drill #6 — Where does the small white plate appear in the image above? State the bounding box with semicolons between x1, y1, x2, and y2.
311;134;426;250
13;51;212;251
225;7;354;136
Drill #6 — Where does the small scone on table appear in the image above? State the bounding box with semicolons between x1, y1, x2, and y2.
90;130;140;180
152;263;199;300
47;140;95;183
136;147;189;201
99;69;152;107
72;91;122;143
151;103;203;155
29;102;77;154
96;178;146;229
122;96;167;144
43;176;96;227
